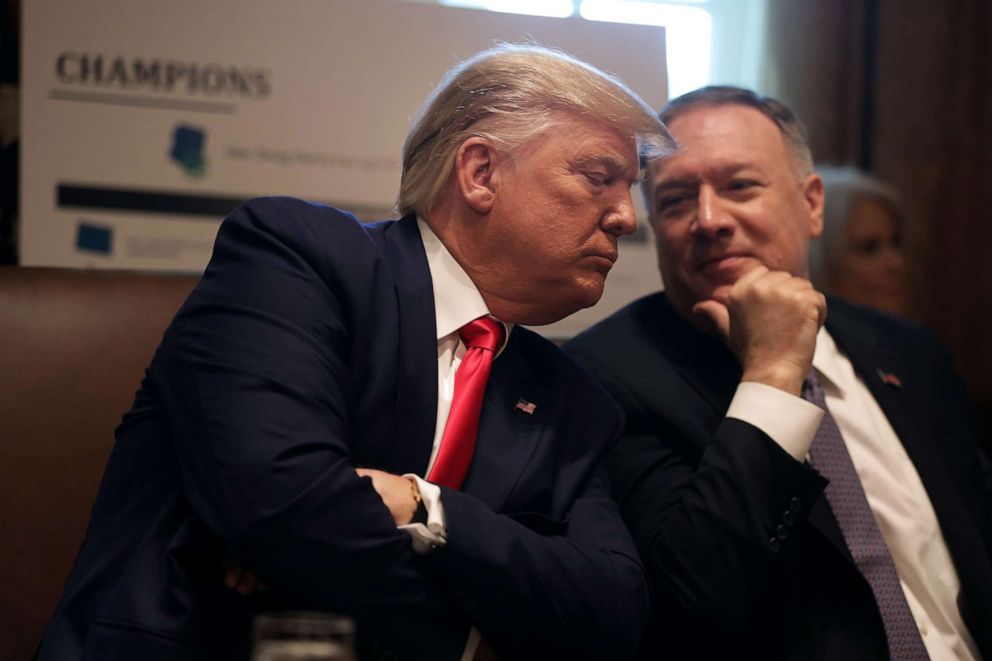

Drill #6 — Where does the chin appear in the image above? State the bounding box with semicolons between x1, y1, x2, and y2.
527;289;602;326
686;284;731;305
574;281;606;310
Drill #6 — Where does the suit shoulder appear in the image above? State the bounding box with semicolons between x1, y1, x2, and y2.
213;197;391;267
563;293;674;389
226;196;364;235
565;293;664;355
514;326;595;380
828;297;947;353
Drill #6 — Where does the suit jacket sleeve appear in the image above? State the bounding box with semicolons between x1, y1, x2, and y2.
148;198;460;648
433;402;650;659
149;197;648;658
567;325;828;630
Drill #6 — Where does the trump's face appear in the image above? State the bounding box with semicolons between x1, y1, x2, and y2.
472;115;639;325
646;104;824;319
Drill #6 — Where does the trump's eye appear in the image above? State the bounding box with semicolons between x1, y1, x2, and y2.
583;171;609;187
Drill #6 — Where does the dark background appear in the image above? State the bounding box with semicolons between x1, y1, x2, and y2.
757;0;992;452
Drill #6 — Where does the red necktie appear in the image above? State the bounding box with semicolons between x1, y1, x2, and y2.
428;317;504;490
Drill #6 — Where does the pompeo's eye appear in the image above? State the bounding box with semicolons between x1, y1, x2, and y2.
727;179;757;191
657;194;689;214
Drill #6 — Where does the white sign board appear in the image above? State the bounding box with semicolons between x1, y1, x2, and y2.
21;0;667;337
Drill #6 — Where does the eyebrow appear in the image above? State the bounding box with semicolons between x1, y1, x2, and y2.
585;150;634;168
654;162;761;191
653;176;700;193
577;153;638;180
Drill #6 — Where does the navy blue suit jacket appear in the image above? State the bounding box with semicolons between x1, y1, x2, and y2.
566;292;992;660
38;198;649;660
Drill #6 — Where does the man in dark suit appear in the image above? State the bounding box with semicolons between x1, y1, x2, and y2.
37;45;672;660
566;86;992;660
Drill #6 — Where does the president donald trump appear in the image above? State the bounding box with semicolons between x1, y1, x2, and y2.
37;45;672;660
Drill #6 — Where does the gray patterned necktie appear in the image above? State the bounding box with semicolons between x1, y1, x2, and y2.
804;373;930;660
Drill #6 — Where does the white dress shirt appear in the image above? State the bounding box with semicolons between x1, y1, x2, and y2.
398;219;511;552
399;219;511;661
727;328;978;660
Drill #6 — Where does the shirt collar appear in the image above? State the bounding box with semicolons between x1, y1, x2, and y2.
417;217;511;351
813;327;847;398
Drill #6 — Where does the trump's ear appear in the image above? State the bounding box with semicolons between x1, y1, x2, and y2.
454;137;497;214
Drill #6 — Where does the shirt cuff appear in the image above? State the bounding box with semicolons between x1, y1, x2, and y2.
726;381;824;461
459;628;481;661
398;474;447;554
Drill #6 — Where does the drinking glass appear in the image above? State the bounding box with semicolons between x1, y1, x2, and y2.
251;611;357;661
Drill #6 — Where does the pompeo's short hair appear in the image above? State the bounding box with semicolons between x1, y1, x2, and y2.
660;85;815;178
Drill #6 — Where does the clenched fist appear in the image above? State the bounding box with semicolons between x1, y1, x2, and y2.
692;266;826;395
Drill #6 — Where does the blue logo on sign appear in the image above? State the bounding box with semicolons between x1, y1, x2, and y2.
76;221;113;255
170;124;207;177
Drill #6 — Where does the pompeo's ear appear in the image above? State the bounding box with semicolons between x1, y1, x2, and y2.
455;137;497;214
803;173;825;238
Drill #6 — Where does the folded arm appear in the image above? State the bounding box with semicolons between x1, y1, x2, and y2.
151;200;454;632
154;199;648;657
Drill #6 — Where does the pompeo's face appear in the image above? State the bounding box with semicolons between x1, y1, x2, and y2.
647;103;824;319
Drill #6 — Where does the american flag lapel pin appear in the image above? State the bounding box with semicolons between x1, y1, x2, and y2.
876;368;903;388
514;398;537;415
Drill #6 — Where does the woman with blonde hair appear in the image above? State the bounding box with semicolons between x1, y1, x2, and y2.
810;166;909;316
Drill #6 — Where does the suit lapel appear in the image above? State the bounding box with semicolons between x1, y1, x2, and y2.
378;215;438;475
649;295;741;417
826;301;992;588
461;330;543;511
371;218;549;503
826;302;949;510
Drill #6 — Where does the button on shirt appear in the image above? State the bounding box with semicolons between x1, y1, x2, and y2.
727;328;978;660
